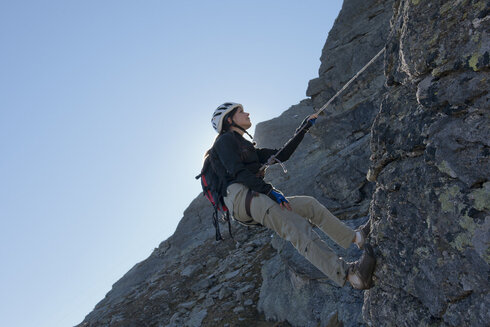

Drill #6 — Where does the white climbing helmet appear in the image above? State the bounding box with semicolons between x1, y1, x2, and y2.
211;102;243;133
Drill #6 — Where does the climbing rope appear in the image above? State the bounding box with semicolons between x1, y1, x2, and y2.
261;47;386;172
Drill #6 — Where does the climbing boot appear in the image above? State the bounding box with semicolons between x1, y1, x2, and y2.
355;219;371;249
347;244;376;290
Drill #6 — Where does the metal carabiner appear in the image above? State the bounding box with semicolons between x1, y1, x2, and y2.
273;157;288;174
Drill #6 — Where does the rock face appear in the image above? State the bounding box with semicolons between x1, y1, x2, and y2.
364;1;489;326
78;196;281;327
77;1;489;326
305;0;395;219
252;1;395;324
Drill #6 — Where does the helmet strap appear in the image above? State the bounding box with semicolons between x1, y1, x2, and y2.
230;120;256;145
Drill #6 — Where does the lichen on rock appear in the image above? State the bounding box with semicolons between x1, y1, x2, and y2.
365;0;489;326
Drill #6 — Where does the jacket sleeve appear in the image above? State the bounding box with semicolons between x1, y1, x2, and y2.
256;117;313;164
214;133;273;195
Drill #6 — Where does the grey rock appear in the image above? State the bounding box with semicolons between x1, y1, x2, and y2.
208;283;224;294
185;308;207;327
234;229;251;243
324;311;342;327
235;284;254;302
218;286;233;300
166;312;181;327
109;314;124;324
177;300;196;310
236;284;254;294
202;297;214;308
426;113;490;187
365;1;490;326
156;196;217;262
243;299;254;306
233;306;245;314
223;269;240;280
259;249;364;327
258;218;367;327
244;246;255;253
149;289;169;300
206;256;218;266
190;279;212;293
180;264;201;277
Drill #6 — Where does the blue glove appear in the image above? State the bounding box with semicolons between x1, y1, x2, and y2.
296;115;317;133
269;190;289;204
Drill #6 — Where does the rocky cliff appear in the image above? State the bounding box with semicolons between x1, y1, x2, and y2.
364;1;489;326
77;1;489;326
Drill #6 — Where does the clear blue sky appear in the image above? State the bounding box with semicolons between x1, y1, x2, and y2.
0;1;343;326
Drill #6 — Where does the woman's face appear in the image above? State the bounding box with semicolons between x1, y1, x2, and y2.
229;107;252;130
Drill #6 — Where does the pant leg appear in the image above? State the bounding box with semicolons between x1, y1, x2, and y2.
287;196;355;249
249;191;348;287
224;184;349;286
223;183;261;225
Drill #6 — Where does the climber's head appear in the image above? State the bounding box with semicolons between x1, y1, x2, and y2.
212;102;251;134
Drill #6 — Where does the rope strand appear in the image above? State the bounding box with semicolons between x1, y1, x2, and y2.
261;47;386;171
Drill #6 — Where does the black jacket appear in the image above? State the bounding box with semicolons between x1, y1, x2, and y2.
213;118;312;197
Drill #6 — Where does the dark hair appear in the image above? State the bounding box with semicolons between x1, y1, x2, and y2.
220;107;239;134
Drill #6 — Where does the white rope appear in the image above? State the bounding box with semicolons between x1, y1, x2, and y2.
262;47;386;171
315;47;385;116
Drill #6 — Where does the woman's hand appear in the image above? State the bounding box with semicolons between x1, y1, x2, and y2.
280;201;292;211
308;113;319;121
269;189;292;211
308;113;318;125
295;113;319;133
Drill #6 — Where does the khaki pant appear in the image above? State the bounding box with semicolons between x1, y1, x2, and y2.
223;183;355;286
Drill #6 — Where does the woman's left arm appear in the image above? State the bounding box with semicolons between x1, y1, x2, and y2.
257;113;317;163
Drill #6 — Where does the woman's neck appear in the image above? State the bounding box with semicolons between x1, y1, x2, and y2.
230;126;245;135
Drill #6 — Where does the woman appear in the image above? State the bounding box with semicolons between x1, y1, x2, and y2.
211;102;375;289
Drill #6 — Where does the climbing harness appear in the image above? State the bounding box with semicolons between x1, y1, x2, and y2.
261;47;386;173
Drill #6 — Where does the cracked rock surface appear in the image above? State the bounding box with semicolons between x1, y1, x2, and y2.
365;1;489;326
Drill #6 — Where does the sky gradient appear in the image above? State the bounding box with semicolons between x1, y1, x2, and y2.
0;1;343;326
